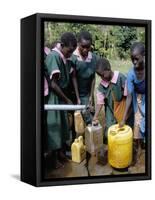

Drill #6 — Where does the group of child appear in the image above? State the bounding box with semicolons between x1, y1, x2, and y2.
44;30;145;169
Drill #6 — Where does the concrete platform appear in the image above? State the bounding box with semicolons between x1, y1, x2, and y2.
45;147;145;179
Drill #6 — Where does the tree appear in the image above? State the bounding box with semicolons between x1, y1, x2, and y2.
44;22;145;60
112;26;138;59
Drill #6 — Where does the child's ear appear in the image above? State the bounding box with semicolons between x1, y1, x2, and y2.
60;42;64;48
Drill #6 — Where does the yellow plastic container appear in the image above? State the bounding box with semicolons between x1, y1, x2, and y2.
108;124;133;168
85;123;103;154
74;111;85;136
71;136;86;163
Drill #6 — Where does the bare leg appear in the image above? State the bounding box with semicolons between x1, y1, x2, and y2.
52;150;64;169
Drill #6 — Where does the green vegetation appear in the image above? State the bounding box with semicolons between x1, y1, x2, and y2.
44;22;145;60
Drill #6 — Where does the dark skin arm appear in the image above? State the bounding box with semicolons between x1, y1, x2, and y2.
87;77;95;112
71;69;81;104
119;93;132;127
89;77;95;105
51;73;73;104
92;104;103;124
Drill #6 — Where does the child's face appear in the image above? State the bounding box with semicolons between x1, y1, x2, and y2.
97;69;112;82
131;48;144;68
78;39;91;58
134;61;145;80
62;45;76;59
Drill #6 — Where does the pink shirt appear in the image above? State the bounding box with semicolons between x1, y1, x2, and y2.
44;77;49;96
96;71;127;105
44;46;51;55
44;47;51;96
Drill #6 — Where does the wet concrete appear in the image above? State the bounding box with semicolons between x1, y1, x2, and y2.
128;149;145;174
45;145;145;179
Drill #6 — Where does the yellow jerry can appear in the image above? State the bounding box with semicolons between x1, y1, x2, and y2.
74;111;85;136
108;124;133;169
85;123;103;154
71;136;86;163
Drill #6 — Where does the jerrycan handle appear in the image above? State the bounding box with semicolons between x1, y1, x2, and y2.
74;138;78;143
78;136;83;143
116;124;126;133
110;126;126;136
92;120;99;127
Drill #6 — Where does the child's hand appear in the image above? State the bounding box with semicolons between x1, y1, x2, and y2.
88;97;92;107
89;105;95;113
88;98;95;113
92;118;99;126
66;98;73;105
119;120;125;128
77;98;81;105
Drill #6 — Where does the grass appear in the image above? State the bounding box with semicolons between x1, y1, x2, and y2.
110;59;132;75
95;59;131;86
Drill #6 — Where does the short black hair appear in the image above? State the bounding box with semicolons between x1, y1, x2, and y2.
61;32;77;48
77;31;92;43
131;42;145;56
50;41;58;49
96;58;111;71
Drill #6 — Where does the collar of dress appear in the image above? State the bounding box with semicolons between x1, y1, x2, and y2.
100;71;119;88
73;47;93;63
52;43;71;64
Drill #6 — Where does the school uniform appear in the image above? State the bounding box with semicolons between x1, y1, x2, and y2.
44;48;51;153
96;71;127;138
45;44;73;151
71;48;98;105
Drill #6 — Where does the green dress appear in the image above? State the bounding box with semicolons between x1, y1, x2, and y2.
98;72;126;137
45;50;72;151
71;52;98;105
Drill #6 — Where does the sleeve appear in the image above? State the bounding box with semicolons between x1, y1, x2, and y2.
70;54;77;66
92;66;96;79
69;61;74;74
70;55;77;75
123;80;128;96
127;70;134;94
44;77;49;96
96;89;105;105
70;67;74;74
120;73;127;96
45;53;61;80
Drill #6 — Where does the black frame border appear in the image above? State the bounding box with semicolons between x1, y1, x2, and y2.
25;13;152;187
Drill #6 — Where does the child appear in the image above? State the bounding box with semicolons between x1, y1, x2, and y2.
71;31;98;107
44;47;51;156
68;31;98;141
120;42;145;164
45;32;80;169
93;58;127;143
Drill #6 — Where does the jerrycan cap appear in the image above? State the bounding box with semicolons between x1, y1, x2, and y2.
78;136;83;140
74;139;78;143
110;130;117;136
118;127;125;132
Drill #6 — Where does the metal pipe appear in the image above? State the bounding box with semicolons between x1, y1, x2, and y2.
44;104;86;111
